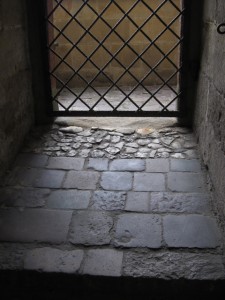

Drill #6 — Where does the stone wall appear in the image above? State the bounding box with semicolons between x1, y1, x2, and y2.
194;0;225;231
50;0;181;88
0;0;34;179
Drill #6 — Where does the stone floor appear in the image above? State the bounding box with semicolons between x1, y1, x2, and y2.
0;124;224;281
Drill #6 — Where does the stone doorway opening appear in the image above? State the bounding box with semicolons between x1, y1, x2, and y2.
45;0;185;117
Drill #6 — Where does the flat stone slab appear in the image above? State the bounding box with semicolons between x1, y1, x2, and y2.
123;251;225;280
14;154;48;168
86;158;109;171
114;214;162;248
83;249;123;277
24;248;83;273
63;171;100;189
109;159;145;171
146;159;169;172
125;192;150;212
150;192;211;213
69;211;113;245
5;168;66;188
0;208;72;243
45;190;91;209
91;191;126;210
47;157;85;170
163;215;221;248
134;173;166;191
170;159;201;172
0;187;49;208
100;172;132;191
168;172;205;192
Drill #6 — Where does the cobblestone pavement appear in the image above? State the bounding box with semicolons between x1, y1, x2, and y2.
0;125;224;280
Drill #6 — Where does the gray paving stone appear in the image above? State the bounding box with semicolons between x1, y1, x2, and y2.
114;214;162;248
168;172;205;192
14;154;48;168
83;249;123;277
0;187;49;208
45;190;91;209
47;157;85;170
123;252;225;280
150;192;211;213
0;246;25;270
86;158;109;171
109;159;145;171
133;173;166;191
24;248;83;273
100;172;132;191
6;168;65;188
0;208;72;243
63;171;100;190
146;159;169;172
91;191;126;210
125;192;149;212
170;159;201;172
69;211;113;245
163;215;221;248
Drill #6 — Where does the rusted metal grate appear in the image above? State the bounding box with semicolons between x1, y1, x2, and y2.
45;0;186;116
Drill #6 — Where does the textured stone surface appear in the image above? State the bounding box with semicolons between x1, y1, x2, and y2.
0;208;72;243
168;172;205;192
134;173;166;191
45;190;91;209
114;214;162;248
47;157;85;170
125;192;149;212
146;159;169;172
163;215;221;248
109;159;145;171
69;211;113;245
91;191;126;210
6;168;65;188
86;158;108;170
83;249;123;277
100;172;132;191
63;171;100;189
123;252;225;279
0;187;49;208
150;192;211;213
14;154;48;168
170;159;201;172
24;248;83;273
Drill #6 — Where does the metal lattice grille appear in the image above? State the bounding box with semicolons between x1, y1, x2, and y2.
46;0;185;116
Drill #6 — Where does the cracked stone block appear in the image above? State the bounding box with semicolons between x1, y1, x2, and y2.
114;214;162;248
170;159;201;172
150;192;210;213
63;171;100;189
0;187;49;208
125;192;149;212
146;159;169;172
168;172;205;192
123;252;225;280
163;215;221;248
14;154;48;168
24;248;83;273
134;173;166;191
47;157;85;170
87;158;109;171
45;190;91;209
69;211;113;245
0;209;72;243
109;159;145;171
6;168;65;188
100;172;132;191
91;191;126;210
83;249;123;277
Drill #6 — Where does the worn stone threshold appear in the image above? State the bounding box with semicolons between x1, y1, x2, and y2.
0;125;224;287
